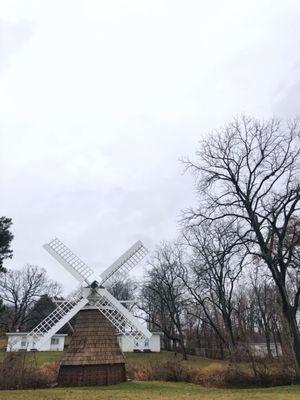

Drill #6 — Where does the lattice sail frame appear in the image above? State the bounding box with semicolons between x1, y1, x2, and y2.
43;238;94;285
27;237;151;350
27;295;88;349
100;240;149;287
94;288;152;342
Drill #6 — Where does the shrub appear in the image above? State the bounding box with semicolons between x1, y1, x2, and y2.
189;363;226;387
36;362;60;385
192;362;295;388
128;360;190;382
153;361;189;382
128;359;295;388
127;363;153;381
0;353;59;390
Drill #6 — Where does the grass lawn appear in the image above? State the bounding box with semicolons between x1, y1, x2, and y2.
0;350;220;368
0;351;62;366
0;381;299;400
125;350;221;368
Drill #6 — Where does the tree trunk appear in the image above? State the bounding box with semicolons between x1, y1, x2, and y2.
219;340;225;360
264;328;273;358
284;306;300;379
179;332;187;360
176;320;187;360
222;310;236;361
272;329;280;357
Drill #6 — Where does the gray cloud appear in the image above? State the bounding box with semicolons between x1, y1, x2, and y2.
0;20;34;70
1;1;300;293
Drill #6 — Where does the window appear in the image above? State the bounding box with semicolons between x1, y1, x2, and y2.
51;338;59;345
21;337;27;347
144;339;149;348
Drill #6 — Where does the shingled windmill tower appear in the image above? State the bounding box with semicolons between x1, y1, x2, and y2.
27;238;151;386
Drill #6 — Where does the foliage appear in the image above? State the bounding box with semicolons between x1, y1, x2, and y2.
0;217;13;273
0;217;14;315
25;294;57;331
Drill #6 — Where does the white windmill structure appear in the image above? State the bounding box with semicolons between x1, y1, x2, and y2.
27;238;152;351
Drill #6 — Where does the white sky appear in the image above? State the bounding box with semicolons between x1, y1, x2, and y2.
1;0;300;293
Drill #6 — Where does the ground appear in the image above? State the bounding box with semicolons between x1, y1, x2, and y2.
0;351;299;399
126;351;221;368
0;350;221;368
0;381;300;400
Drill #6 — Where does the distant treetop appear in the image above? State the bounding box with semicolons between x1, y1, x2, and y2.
0;217;14;272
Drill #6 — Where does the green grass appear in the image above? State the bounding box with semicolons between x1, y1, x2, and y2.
0;381;299;400
0;351;63;366
0;350;219;368
125;351;221;368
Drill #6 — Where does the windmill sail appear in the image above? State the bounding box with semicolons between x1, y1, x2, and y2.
27;296;89;350
94;288;152;345
100;241;148;287
37;236;151;354
44;238;94;285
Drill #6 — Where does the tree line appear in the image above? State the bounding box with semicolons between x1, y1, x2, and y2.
139;116;300;377
0;218;64;334
0;115;299;378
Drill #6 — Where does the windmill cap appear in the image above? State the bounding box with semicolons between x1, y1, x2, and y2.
90;280;99;289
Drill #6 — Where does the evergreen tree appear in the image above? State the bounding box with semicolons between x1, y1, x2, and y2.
26;294;56;331
0;217;13;272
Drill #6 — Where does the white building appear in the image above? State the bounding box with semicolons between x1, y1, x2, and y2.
6;332;67;352
117;332;161;352
6;331;161;353
249;342;282;357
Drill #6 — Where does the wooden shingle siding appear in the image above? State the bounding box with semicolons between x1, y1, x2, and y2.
58;309;126;386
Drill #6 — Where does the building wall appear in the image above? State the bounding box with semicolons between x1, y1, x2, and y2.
250;343;282;357
6;332;159;353
49;336;65;351
6;334;65;352
118;334;161;352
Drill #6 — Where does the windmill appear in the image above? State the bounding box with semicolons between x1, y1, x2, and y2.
27;238;151;386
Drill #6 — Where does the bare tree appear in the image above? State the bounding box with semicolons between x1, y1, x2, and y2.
183;116;300;375
250;266;280;358
0;265;62;331
140;283;176;351
107;278;137;301
141;242;189;359
182;220;244;359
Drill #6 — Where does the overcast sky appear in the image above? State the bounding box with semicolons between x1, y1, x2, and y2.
1;0;300;293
